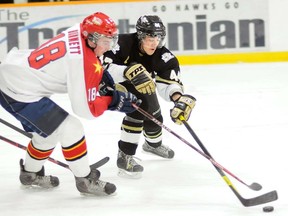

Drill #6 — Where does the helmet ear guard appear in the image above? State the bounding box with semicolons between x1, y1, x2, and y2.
87;32;100;44
136;15;166;48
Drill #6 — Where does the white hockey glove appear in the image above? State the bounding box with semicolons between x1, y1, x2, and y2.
170;94;196;125
123;63;156;95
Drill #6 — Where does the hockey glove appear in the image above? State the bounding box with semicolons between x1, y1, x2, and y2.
170;94;196;125
123;63;156;95
108;90;141;113
99;70;115;96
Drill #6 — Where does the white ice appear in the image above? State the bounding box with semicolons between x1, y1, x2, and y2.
0;62;287;216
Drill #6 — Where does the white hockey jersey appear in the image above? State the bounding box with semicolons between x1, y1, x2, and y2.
0;24;112;119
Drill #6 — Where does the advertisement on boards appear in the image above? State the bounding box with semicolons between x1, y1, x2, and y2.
0;0;269;60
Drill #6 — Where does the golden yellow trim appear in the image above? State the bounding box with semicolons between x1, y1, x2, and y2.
143;132;162;139
124;56;130;65
122;124;143;132
155;76;179;85
62;139;85;152
177;51;288;65
0;0;158;8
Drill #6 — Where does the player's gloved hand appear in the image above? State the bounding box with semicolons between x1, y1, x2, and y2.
108;90;141;113
170;94;196;125
99;70;115;96
123;63;156;95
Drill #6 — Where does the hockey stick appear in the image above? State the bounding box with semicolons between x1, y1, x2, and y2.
132;103;260;190
0;135;109;169
132;104;278;206
180;118;278;207
180;117;262;191
0;118;33;138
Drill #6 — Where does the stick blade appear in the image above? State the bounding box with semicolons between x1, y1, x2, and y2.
90;157;110;169
250;182;262;191
240;190;278;207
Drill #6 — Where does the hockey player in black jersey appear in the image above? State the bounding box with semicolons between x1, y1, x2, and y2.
103;15;196;177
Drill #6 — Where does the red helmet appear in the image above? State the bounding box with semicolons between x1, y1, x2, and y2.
82;12;118;42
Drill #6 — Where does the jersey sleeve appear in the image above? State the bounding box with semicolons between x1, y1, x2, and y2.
155;49;184;101
88;95;112;117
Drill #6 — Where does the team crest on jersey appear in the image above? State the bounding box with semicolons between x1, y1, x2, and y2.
161;52;174;63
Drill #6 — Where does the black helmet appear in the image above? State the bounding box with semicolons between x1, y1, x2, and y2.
136;15;166;48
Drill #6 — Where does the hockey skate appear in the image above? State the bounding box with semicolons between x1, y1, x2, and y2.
75;168;116;196
142;141;175;159
19;159;59;188
117;149;143;179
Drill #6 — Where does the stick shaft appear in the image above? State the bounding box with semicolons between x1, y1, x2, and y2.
132;104;253;189
182;120;255;189
0;118;32;138
0;135;69;169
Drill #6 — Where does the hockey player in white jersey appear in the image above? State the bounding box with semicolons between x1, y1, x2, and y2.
0;12;139;195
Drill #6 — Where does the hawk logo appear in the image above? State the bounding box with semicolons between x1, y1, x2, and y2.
161;52;174;63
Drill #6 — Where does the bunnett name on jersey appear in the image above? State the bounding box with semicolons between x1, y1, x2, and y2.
67;27;83;58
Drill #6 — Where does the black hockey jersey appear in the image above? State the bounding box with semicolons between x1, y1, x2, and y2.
104;33;184;101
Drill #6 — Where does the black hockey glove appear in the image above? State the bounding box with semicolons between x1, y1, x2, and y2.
170;94;196;125
108;90;141;113
99;70;115;96
123;63;156;95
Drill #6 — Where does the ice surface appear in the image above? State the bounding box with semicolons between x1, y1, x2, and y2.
1;62;287;216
